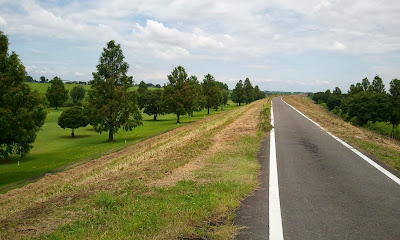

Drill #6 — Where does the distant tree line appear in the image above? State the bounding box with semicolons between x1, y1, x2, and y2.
1;33;267;158
311;75;400;139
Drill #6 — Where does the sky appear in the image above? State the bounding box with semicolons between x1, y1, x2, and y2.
1;0;400;92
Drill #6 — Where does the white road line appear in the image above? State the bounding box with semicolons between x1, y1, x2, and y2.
269;101;285;240
282;98;400;186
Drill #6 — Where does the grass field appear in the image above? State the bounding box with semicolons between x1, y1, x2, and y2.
0;100;240;192
284;95;400;172
0;98;270;239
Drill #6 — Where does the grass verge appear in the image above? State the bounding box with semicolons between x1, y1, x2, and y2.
0;98;269;239
283;95;400;172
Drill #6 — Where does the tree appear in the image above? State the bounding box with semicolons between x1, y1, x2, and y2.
333;87;342;96
254;85;266;100
370;75;385;93
232;80;245;106
389;79;400;137
25;75;34;82
40;76;48;83
202;74;222;114
46;76;68;109
58;107;88;137
162;66;194;123
348;82;363;95
188;75;206;116
70;85;85;105
142;89;164;120
137;80;148;110
86;40;142;141
0;31;47;159
243;78;254;104
345;91;390;125
361;77;370;92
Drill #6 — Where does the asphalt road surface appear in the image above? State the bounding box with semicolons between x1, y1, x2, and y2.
235;97;400;240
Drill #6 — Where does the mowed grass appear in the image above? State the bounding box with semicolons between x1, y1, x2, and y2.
0;100;240;192
0;98;269;239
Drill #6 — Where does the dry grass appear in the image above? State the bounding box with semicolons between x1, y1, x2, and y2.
283;95;400;172
0;99;267;239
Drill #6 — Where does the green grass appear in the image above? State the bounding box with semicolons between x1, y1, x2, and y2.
0;100;240;192
364;121;400;140
38;135;261;239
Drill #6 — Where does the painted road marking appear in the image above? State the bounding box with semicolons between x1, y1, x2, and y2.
282;99;400;186
269;101;285;240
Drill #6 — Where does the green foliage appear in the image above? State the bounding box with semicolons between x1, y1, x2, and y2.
162;66;196;123
370;75;385;93
58;107;88;137
254;85;266;100
142;89;164;120
202;73;222;114
86;40;142;141
188;75;206;116
70;85;85;105
231;80;245;106
345;91;390;125
0;31;48;159
46;76;69;109
243;78;254;104
390;79;400;97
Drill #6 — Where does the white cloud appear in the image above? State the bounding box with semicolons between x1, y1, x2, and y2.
331;41;346;50
74;72;84;76
0;16;6;26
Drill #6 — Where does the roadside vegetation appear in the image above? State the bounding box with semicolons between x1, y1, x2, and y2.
310;76;400;140
0;98;270;239
284;95;400;172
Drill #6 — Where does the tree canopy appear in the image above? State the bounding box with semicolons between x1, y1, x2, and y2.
162;66;195;123
0;31;47;158
46;76;68;109
86;40;142;141
58;107;88;137
202;74;222;114
70;85;85;105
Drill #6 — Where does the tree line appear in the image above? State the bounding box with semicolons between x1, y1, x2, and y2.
311;75;400;138
0;32;266;159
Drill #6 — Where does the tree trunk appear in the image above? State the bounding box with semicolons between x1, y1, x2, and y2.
239;102;241;106
191;112;193;117
154;114;157;120
177;114;180;123
71;128;74;137
108;129;114;141
207;107;210;114
56;105;58;110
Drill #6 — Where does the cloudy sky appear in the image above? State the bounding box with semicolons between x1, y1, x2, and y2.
1;0;400;92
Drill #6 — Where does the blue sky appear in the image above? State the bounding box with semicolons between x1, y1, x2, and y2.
1;0;399;92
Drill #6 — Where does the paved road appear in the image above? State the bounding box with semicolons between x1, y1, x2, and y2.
235;97;400;239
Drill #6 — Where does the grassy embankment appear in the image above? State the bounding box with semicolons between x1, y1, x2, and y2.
284;95;400;172
0;97;271;239
0;97;241;192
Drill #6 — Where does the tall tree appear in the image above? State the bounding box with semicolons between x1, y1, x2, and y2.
40;76;47;83
0;31;47;158
162;66;194;123
243;78;254;104
333;87;342;96
188;75;206;116
370;75;385;93
202;74;222;114
58;107;88;137
46;76;68;109
137;80;148;110
142;89;164;120
70;85;85;105
389;79;400;137
348;82;364;95
232;80;245;106
86;40;142;141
